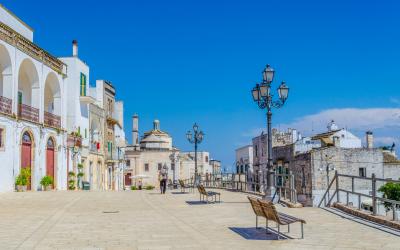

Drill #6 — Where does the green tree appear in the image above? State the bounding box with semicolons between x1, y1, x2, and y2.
378;182;400;211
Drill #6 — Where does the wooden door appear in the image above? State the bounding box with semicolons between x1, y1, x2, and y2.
125;173;132;186
46;138;55;186
21;132;32;190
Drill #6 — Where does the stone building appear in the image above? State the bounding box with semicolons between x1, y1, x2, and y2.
125;116;217;188
272;125;400;207
383;152;400;181
210;159;221;175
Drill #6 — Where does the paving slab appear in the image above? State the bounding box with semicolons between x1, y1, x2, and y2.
0;190;398;249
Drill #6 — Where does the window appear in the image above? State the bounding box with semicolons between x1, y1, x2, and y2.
205;156;209;162
144;164;149;172
80;73;87;96
359;168;366;177
158;163;162;170
126;160;130;167
255;145;258;157
171;163;175;171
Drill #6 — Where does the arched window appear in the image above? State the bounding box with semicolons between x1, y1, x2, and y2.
47;137;55;149
22;132;32;144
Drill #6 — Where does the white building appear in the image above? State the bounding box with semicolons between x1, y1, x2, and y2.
125;116;217;188
0;5;68;191
0;5;126;192
235;145;253;175
311;120;362;148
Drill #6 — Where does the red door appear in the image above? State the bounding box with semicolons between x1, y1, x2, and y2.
21;132;32;190
46;138;55;186
125;173;132;186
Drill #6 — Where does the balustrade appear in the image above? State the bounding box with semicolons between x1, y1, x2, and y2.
18;104;39;123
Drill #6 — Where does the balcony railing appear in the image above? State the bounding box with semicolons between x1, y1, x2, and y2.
0;96;12;115
18;104;39;123
0;22;67;76
44;111;61;128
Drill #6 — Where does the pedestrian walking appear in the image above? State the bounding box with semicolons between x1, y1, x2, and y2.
160;166;168;194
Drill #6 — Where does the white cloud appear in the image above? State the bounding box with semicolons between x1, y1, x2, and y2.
278;108;400;136
374;136;399;146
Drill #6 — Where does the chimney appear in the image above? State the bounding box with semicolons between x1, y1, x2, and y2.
333;136;340;147
72;40;78;57
366;131;374;149
132;114;139;148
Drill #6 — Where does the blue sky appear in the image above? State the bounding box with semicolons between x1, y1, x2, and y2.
6;0;400;170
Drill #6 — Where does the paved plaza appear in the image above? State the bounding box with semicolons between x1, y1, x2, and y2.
0;190;399;250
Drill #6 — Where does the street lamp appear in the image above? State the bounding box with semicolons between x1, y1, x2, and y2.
251;64;289;200
186;123;204;185
169;150;180;185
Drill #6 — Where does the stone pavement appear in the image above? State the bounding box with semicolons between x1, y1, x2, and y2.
0;189;399;250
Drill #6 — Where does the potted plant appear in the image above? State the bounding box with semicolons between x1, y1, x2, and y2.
68;171;76;190
40;175;54;191
15;168;30;192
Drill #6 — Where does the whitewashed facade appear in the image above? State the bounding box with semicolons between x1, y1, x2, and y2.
0;6;68;191
0;5;127;192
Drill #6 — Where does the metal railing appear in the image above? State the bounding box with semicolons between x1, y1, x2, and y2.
18;103;39;123
319;171;400;220
181;172;298;204
0;96;12;115
44;111;61;128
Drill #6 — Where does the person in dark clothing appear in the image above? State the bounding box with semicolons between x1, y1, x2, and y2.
160;166;168;194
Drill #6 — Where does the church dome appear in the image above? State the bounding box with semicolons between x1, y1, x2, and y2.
140;120;172;150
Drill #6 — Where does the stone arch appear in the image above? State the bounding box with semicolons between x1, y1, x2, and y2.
0;44;12;101
44;72;61;115
18;58;40;108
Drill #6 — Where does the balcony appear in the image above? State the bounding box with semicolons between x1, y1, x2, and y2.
44;111;61;128
0;96;12;115
18;104;39;123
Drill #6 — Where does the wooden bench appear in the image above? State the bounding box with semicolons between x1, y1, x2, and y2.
248;196;306;239
247;196;269;230
178;179;193;193
197;184;221;203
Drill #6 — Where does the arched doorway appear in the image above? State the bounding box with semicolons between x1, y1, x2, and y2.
21;131;32;190
46;137;55;188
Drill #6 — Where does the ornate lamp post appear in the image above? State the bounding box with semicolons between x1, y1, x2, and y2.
186;123;204;185
251;64;289;200
169;150;180;186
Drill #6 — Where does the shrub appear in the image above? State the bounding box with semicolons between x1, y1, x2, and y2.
68;171;76;177
131;186;138;190
77;163;84;170
77;172;84;178
144;185;155;190
378;182;400;211
68;178;75;190
40;176;53;187
15;168;31;186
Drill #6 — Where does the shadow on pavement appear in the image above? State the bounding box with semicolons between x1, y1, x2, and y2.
229;227;288;240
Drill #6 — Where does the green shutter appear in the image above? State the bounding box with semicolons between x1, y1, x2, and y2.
80;73;87;96
18;92;22;104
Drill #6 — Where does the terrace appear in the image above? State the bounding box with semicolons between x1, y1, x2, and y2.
0;190;398;249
